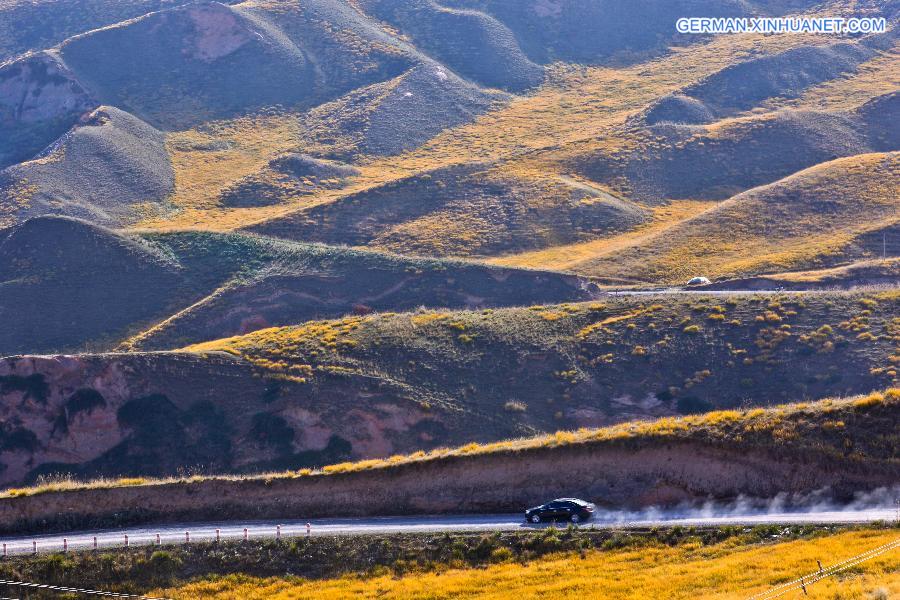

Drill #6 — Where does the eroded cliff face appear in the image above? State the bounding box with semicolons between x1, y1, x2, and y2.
0;52;98;168
0;352;453;486
184;2;252;62
0;53;95;125
0;356;129;484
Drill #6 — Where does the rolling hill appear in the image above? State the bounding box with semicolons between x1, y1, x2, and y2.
0;216;596;356
246;163;650;256
0;0;183;63
0;289;895;485
0;106;173;227
1;2;895;283
576;152;899;282
0;0;896;499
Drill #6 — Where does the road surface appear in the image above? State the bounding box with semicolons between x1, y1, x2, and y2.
0;508;895;556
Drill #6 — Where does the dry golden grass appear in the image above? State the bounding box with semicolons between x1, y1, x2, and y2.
134;30;823;244
162;113;300;212
488;199;713;271
764;40;900;113
159;528;900;599
766;257;900;283
576;153;899;282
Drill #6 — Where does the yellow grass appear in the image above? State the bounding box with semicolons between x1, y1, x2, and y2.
488;199;713;271
133;30;823;242
160;528;900;599
163;113;300;212
577;153;900;282
767;40;900;112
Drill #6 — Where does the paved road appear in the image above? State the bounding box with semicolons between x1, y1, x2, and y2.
606;289;811;296
0;508;895;556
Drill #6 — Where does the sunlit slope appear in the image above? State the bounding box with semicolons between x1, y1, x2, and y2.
185;290;899;429
180;31;837;235
244;164;650;257
576;152;899;283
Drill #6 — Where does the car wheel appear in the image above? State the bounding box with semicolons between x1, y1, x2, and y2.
530;514;541;523
570;514;580;523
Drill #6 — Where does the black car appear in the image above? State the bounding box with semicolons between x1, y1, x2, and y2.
525;498;595;523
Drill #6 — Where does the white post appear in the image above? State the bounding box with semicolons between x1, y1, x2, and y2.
63;538;67;553
2;543;6;558
32;540;36;554
93;536;98;550
124;534;129;548
276;525;281;540
306;522;311;537
156;533;161;545
185;531;190;544
243;528;248;541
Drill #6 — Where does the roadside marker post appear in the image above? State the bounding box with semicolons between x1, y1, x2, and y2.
185;531;190;544
124;534;129;548
63;538;67;553
3;543;6;558
31;541;35;554
306;522;311;537
93;536;98;551
216;529;220;543
243;528;248;541
156;533;161;545
276;525;281;541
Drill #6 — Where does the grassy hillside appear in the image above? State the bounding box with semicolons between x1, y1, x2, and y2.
1;2;895;278
0;106;173;228
654;37;888;123
187;290;900;415
362;0;767;65
358;0;545;92
125;230;596;350
577;152;899;282
245;163;649;256
207;31;897;275
0;218;594;355
0;216;187;356
57;2;320;129
579;94;896;204
0;291;895;486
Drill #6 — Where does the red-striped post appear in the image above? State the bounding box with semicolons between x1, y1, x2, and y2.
216;529;220;543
